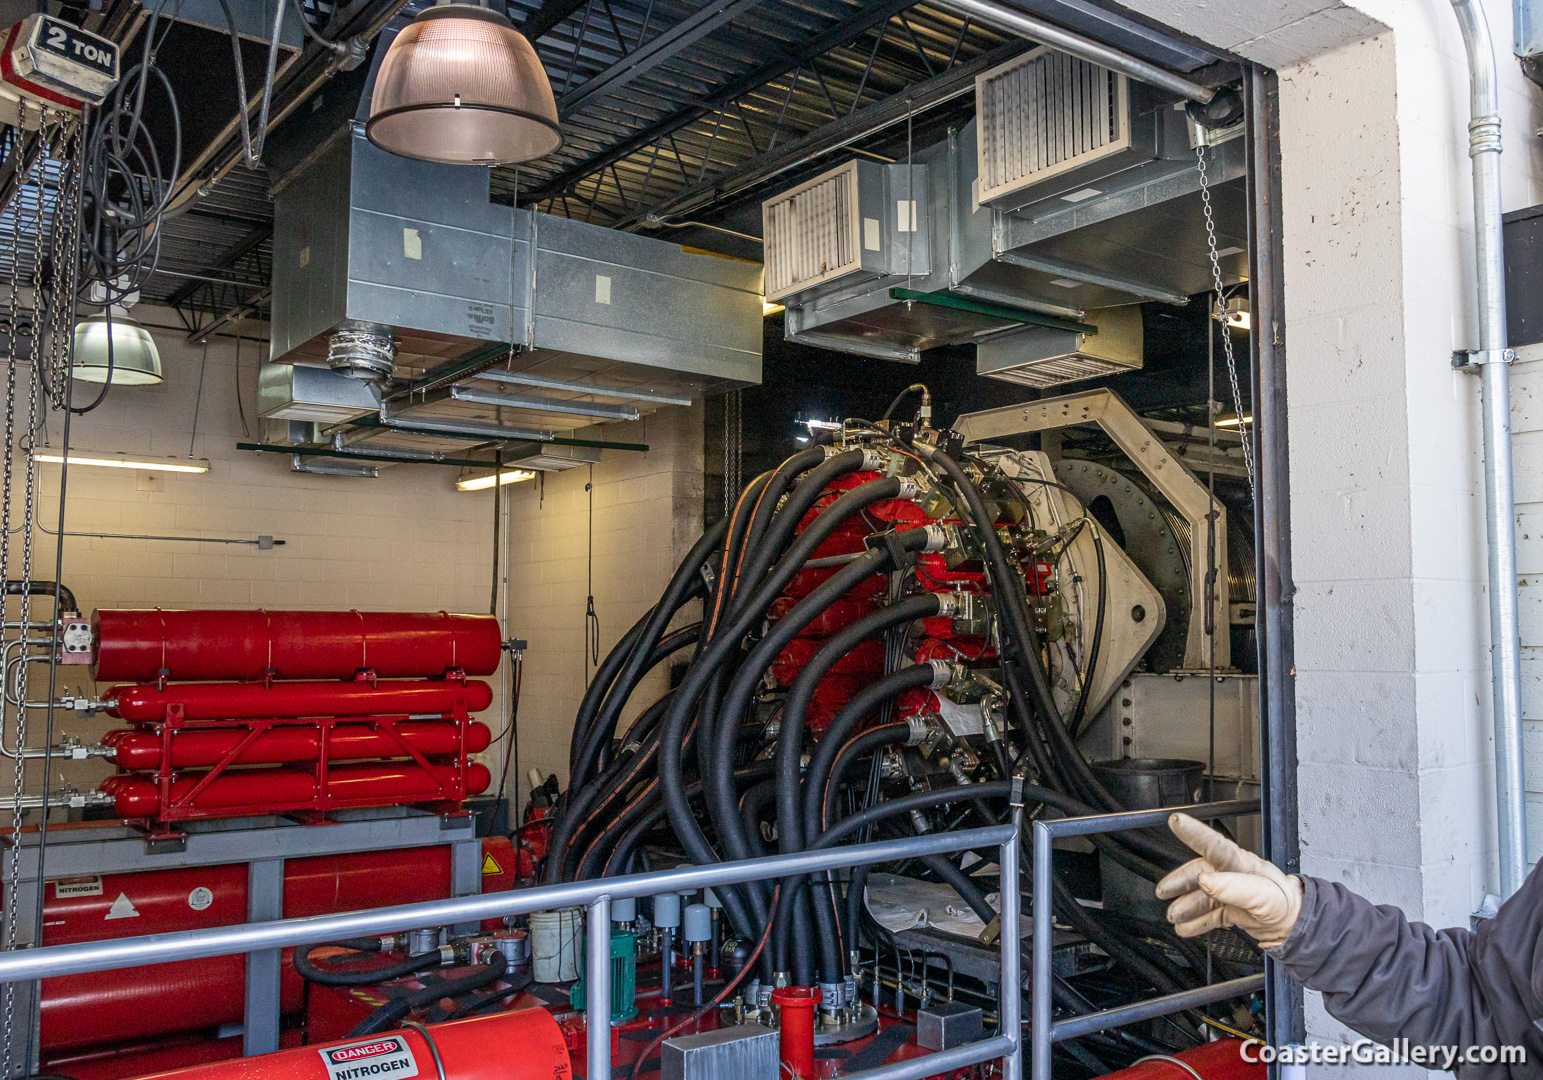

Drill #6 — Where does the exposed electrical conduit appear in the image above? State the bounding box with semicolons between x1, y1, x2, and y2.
1451;0;1528;898
928;0;1215;104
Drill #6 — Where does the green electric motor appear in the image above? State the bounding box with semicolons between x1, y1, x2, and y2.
569;927;638;1023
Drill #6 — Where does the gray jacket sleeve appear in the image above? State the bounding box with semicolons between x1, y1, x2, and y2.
1270;869;1543;1075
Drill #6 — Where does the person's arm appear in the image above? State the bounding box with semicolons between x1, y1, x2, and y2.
1272;876;1498;1049
1158;814;1543;1065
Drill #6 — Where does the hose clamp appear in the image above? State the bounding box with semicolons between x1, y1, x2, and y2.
862;449;889;471
922;523;950;552
927;659;956;688
905;715;932;745
819;981;845;1010
895;477;920;500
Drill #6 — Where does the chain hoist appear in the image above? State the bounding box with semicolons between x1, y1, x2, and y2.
1195;137;1255;496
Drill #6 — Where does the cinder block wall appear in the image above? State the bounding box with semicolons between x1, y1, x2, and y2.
499;403;706;801
1121;0;1542;1070
15;307;497;796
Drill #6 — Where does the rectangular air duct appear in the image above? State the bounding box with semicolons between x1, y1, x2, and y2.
975;305;1142;387
762;160;927;305
267;125;761;441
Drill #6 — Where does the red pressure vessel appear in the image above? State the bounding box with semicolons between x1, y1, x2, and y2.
37;838;519;1055
103;720;492;769
129;1009;570;1080
106;679;495;722
93;609;503;683
1098;1039;1263;1079
771;986;821;1080
100;761;492;818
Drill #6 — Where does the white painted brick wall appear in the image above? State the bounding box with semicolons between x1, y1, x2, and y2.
21;307;501;798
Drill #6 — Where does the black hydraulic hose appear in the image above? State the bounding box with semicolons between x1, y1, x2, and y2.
575;760;778;882
590;621;701;774
916;852;996;926
446;968;534;1019
573;520;727;788
547;624;705;884
6;580;76;613
727;450;867;622
556;707;670;882
703;479;908;864
802;722;909;982
776;595;940;854
660;547;899;937
347;952;508;1037
294;943;440;987
820;725;911;834
726;449;826;607
669;479;908;865
570;610;652;774
924;447;1183;869
738;779;778;857
804;667;936;841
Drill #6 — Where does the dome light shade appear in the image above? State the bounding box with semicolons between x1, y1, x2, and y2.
367;4;561;166
72;311;162;385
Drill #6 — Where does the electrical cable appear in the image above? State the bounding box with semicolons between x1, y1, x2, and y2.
294;942;441;987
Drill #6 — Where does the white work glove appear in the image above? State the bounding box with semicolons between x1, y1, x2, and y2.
1153;812;1304;950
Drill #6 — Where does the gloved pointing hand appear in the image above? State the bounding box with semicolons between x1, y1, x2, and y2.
1153;812;1304;949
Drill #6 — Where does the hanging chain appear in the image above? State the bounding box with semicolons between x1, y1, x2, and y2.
722;389;742;519
1195;140;1255;495
44;122;81;411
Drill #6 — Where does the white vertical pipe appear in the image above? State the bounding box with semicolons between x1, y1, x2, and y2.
1452;0;1529;897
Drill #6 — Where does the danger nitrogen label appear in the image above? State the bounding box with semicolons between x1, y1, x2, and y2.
319;1036;419;1080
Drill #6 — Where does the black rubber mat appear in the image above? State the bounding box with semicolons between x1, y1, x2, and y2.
839;1025;915;1073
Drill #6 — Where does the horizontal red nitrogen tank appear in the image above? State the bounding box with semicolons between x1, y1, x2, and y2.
130;1009;570;1080
107;679;495;722
93;610;503;683
1099;1040;1263;1079
100;762;492;817
104;720;492;769
38;838;519;1055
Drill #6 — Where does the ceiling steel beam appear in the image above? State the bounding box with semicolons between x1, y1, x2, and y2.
522;0;599;42
557;0;769;119
475;369;693;405
448;383;642;421
524;0;925;204
619;39;1024;225
166;223;274;308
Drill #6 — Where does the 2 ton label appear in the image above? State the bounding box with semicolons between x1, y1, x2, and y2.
319;1036;420;1080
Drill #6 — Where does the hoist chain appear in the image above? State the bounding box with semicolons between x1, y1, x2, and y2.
1195;139;1256;496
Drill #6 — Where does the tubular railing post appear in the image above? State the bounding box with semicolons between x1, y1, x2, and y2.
587;896;612;1080
999;807;1022;1080
1030;819;1052;1080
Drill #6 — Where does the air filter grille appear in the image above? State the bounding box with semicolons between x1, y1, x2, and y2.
976;48;1126;205
763;161;859;302
982;354;1134;389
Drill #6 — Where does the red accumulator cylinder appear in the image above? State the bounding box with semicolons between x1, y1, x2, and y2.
106;680;495;722
129;1009;571;1080
772;986;821;1080
93;609;503;682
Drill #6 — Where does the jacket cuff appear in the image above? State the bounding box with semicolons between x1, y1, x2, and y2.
1265;874;1321;963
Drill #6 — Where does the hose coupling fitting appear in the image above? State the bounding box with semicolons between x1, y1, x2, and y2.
922;523;950;553
862;448;889;472
905;714;932;745
895;477;921;500
927;658;957;688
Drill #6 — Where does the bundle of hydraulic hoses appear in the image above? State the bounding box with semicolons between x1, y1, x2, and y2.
547;430;1259;1068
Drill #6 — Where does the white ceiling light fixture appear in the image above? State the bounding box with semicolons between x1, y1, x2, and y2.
456;468;537;492
33;450;209;473
367;1;561;166
71;308;162;385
